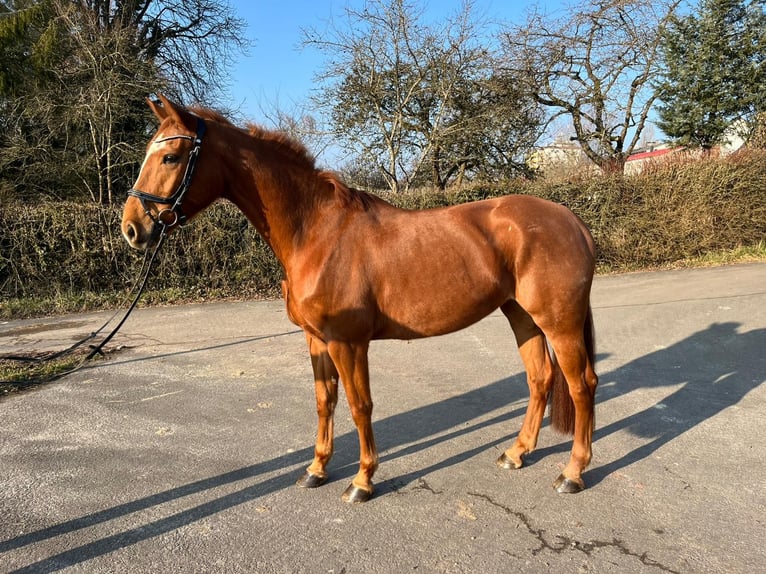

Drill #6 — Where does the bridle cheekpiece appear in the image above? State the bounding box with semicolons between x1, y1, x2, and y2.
128;116;207;231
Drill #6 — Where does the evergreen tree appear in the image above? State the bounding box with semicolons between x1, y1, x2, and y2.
656;0;766;149
0;0;57;97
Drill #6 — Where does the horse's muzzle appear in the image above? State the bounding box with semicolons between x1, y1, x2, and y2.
121;215;157;250
122;220;144;250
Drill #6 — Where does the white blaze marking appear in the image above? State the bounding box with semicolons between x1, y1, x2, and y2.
135;136;174;181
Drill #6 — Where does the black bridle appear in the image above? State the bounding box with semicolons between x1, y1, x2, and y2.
128;117;207;231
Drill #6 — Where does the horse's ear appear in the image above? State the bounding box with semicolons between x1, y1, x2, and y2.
147;96;168;121
150;93;198;131
147;94;187;124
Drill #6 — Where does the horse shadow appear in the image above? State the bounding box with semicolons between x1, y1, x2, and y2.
589;321;766;484
532;321;765;486
0;369;531;573
3;321;764;572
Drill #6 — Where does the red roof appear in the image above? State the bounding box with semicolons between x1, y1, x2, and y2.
626;147;681;162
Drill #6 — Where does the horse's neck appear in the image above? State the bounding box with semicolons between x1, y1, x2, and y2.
225;151;329;266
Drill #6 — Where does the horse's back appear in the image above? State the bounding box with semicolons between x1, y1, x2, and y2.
360;194;595;339
400;193;595;281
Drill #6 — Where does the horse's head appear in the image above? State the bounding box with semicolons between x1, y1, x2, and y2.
122;95;216;249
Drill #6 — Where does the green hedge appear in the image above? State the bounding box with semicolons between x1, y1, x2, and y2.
2;150;765;318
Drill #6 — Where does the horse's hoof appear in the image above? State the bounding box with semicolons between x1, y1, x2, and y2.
553;474;585;494
496;453;522;470
296;471;328;489
341;483;373;503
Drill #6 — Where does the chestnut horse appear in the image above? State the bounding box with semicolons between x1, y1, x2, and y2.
122;96;598;503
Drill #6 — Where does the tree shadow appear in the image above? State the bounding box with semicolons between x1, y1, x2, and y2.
3;321;763;572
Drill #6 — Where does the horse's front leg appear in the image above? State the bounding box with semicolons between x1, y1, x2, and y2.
327;339;378;503
296;333;339;489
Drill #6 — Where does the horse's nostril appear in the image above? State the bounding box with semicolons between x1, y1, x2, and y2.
125;222;137;242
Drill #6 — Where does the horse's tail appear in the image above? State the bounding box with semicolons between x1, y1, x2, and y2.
549;305;596;435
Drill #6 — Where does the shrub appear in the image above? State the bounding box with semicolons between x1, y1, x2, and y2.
1;150;764;318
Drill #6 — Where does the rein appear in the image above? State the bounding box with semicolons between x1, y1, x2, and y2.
1;235;167;388
2;118;208;388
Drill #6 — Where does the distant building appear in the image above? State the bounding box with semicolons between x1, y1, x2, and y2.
530;128;747;178
625;126;746;175
624;143;680;175
526;138;597;177
719;120;747;155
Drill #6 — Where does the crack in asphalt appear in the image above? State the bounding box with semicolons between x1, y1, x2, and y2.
468;492;682;574
410;478;444;495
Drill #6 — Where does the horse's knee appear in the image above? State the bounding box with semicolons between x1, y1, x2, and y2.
316;401;336;418
348;401;373;425
528;369;553;399
585;369;598;394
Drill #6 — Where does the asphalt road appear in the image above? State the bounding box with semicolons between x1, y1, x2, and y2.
1;263;765;574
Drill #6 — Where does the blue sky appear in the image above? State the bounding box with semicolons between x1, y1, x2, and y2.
226;1;566;122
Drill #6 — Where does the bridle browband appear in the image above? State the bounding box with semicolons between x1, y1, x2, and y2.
128;116;207;231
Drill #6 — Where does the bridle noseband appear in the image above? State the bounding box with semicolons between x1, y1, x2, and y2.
128;117;207;232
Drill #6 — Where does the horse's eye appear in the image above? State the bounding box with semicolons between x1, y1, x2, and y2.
162;154;179;164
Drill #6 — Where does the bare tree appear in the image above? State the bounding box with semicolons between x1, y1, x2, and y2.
502;0;680;173
77;0;249;104
304;0;541;192
253;94;335;166
54;3;162;203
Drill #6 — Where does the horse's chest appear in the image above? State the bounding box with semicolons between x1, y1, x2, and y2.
282;274;374;341
281;280;310;331
280;277;328;336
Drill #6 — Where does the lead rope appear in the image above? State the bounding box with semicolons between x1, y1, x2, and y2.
1;224;170;387
85;229;167;360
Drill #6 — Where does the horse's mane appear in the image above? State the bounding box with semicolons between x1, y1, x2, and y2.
189;105;378;211
246;123;316;169
189;106;234;128
318;171;380;211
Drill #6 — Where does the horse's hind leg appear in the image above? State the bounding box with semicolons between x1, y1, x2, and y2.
496;300;555;470
547;327;598;493
296;333;339;489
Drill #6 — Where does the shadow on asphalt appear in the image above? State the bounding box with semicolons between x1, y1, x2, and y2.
584;321;766;487
3;321;764;573
102;329;304;367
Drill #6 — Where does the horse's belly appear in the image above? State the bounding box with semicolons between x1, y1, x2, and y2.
373;281;508;340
